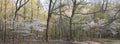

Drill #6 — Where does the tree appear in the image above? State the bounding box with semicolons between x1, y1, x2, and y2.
3;0;7;43
45;0;52;41
12;0;29;44
69;0;76;40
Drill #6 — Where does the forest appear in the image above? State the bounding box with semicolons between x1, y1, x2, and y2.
0;0;120;44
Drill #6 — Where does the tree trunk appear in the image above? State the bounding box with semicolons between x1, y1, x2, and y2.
59;0;62;40
69;0;76;40
3;0;7;43
45;0;52;42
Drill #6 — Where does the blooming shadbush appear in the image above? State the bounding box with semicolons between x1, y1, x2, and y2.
4;18;46;36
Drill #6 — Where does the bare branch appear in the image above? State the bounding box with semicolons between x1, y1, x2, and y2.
14;0;29;20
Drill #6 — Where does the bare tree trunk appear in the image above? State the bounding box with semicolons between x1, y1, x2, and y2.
3;0;7;43
54;20;57;39
23;0;26;42
12;0;29;44
0;0;3;40
36;0;40;38
30;0;33;38
73;24;76;40
69;0;76;40
0;0;2;13
1;0;4;40
45;0;52;42
59;0;62;40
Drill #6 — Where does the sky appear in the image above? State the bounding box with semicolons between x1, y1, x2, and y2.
40;0;49;10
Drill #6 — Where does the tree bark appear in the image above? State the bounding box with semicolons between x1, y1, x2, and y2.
45;0;52;42
69;0;76;40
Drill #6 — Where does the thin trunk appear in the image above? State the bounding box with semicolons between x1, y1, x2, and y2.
54;21;57;39
12;0;18;43
3;0;7;43
46;15;51;41
37;0;40;37
12;20;15;44
0;0;2;13
23;0;26;42
0;0;3;41
59;0;62;40
24;0;26;23
69;18;72;40
69;0;76;40
73;24;76;40
28;1;33;44
30;0;33;33
45;0;52;41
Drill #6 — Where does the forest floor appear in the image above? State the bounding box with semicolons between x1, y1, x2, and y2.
0;30;120;44
0;38;120;44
